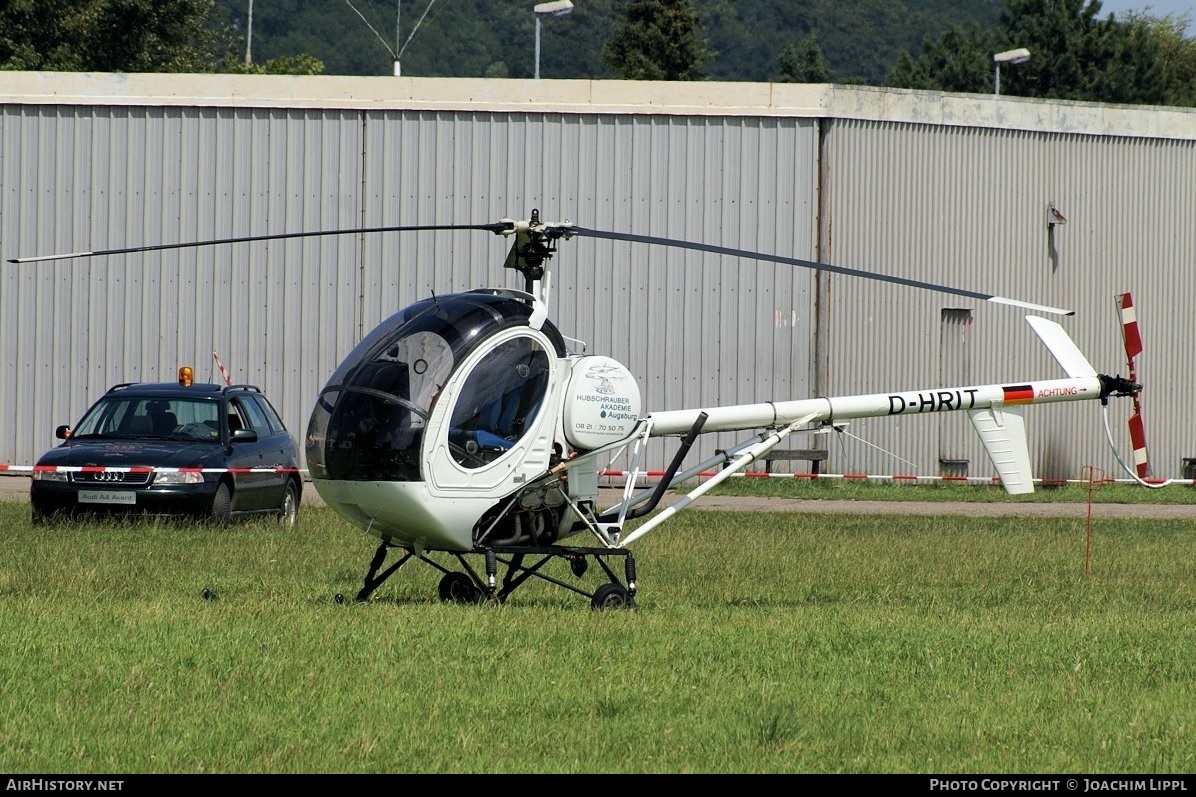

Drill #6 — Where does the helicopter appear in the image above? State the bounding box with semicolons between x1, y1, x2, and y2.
12;210;1144;609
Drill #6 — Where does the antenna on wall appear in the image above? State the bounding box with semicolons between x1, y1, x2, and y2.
343;0;442;76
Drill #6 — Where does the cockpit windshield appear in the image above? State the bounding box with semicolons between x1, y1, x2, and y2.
307;291;553;482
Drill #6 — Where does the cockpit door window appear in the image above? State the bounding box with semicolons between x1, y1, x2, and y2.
446;336;551;469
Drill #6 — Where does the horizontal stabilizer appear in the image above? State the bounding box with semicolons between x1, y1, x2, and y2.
969;406;1034;495
1025;316;1097;378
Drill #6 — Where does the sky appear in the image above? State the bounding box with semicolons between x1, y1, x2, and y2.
1095;0;1196;35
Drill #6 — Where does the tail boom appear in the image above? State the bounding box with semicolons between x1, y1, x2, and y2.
645;375;1104;437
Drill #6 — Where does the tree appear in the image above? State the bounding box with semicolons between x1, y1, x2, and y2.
885;0;1185;106
0;0;324;75
0;0;233;72
1126;12;1196;107
886;24;995;92
603;0;715;80
774;29;830;83
221;53;326;76
998;0;1168;103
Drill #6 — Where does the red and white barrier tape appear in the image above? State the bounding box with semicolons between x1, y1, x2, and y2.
0;464;1184;487
596;469;1187;487
1;464;303;476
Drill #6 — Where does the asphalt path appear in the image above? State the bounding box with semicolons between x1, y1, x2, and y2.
6;474;1196;519
594;487;1196;519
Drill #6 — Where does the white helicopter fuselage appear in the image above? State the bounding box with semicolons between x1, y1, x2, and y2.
307;289;645;551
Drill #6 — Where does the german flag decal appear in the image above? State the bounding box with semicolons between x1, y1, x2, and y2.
1003;385;1035;405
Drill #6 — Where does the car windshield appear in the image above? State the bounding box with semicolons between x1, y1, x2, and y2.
72;396;222;442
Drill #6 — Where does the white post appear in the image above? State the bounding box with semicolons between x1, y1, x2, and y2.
245;0;254;66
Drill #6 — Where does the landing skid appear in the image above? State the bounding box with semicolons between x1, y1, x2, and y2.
337;540;638;610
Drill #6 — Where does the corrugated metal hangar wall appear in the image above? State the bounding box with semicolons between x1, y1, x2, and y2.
1;74;1194;485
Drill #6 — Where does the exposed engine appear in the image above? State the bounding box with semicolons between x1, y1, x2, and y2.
474;477;567;546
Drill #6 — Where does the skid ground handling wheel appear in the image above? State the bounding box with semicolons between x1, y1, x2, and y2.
438;571;482;604
338;540;638;610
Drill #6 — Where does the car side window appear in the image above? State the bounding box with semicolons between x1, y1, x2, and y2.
226;403;246;434
249;395;287;434
234;395;268;433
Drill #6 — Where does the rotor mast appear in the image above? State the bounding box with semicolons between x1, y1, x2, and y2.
496;209;573;329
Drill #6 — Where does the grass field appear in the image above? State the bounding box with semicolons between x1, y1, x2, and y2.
2;492;1195;774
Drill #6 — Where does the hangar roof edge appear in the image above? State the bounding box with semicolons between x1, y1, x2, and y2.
2;73;1194;142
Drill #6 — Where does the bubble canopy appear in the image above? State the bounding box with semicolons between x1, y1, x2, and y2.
306;290;565;483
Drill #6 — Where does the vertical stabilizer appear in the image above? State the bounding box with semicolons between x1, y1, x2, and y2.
969;405;1034;494
1025;316;1097;377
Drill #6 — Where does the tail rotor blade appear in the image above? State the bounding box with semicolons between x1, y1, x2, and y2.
1119;293;1144;360
1128;411;1149;480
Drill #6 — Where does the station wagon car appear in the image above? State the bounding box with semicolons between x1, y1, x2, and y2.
30;369;302;526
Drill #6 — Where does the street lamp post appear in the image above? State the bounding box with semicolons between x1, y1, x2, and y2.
245;0;254;66
993;48;1030;96
534;0;574;79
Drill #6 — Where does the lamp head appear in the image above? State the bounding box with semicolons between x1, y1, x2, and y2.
994;48;1030;65
534;0;574;16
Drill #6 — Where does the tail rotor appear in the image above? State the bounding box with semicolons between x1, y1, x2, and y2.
1114;293;1166;486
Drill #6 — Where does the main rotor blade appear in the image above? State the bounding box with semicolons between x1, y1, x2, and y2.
567;226;1074;317
7;222;509;264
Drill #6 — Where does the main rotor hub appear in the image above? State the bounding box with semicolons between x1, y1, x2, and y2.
499;208;574;292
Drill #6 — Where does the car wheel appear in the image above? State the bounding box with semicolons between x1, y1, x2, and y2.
209;482;232;526
279;480;299;528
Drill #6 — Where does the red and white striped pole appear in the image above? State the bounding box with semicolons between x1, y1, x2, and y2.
213;351;232;386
